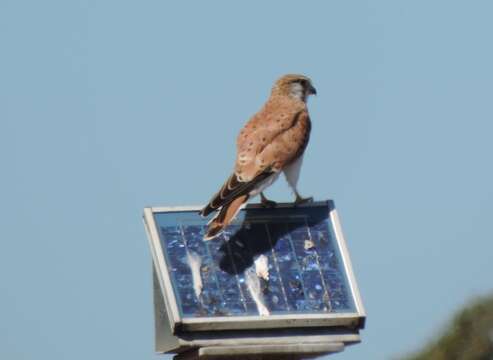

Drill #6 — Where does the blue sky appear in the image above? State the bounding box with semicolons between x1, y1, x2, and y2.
1;1;492;359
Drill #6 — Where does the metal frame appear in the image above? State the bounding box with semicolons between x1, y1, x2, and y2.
143;200;365;334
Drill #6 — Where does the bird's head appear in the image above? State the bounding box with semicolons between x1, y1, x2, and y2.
271;74;317;102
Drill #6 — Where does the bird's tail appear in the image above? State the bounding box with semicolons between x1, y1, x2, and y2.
204;194;249;241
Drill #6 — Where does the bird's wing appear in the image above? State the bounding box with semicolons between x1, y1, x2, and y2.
199;169;274;217
236;107;311;180
235;98;308;180
200;103;311;218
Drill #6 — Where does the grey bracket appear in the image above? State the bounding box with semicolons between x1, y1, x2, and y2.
174;343;344;359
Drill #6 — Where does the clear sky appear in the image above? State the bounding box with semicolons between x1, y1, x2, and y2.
1;1;492;359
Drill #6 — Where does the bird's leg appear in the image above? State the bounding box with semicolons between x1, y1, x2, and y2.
260;192;277;208
294;190;313;205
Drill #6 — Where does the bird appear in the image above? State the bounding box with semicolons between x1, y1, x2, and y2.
199;74;317;240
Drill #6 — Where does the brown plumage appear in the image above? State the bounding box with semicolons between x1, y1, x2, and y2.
200;74;316;240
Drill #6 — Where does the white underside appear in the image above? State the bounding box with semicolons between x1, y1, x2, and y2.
283;155;303;193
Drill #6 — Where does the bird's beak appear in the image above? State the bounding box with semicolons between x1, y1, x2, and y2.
309;85;317;95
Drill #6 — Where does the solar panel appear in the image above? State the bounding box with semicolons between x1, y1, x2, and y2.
145;201;364;331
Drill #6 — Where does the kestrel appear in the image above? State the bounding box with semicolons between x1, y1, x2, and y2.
199;74;317;240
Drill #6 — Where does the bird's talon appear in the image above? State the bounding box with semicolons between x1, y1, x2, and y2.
261;199;277;208
260;193;277;208
295;196;313;206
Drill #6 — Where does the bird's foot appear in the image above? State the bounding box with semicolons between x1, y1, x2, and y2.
294;194;314;206
260;193;277;208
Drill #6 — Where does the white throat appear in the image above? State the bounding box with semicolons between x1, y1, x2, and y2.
289;83;305;101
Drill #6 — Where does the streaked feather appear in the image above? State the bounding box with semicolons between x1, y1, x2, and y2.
203;194;249;240
199;170;274;217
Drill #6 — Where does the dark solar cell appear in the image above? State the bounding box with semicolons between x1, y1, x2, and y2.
154;204;355;318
